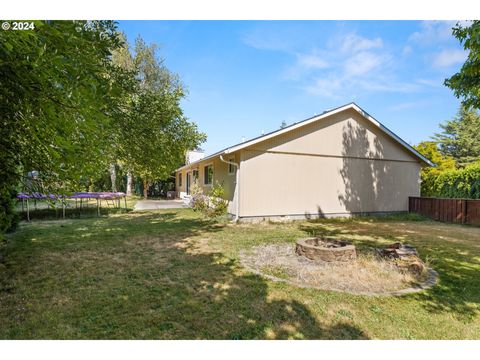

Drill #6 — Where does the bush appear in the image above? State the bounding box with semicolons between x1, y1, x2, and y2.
0;185;20;237
424;162;480;199
189;182;209;213
207;182;228;217
189;181;228;218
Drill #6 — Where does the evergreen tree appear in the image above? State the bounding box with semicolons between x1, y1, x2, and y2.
433;106;480;166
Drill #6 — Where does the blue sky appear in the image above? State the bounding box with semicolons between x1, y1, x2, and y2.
118;20;467;155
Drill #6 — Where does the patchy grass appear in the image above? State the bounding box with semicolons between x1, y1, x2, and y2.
240;244;426;295
0;209;479;339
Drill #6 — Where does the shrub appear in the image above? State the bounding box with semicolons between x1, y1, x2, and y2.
189;181;228;218
424;162;480;199
189;182;209;213
207;182;228;217
0;185;20;239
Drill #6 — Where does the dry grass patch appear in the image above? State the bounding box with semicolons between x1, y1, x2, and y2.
240;244;428;295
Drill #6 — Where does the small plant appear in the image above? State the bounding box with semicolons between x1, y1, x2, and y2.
207;182;228;217
188;181;228;218
189;182;208;213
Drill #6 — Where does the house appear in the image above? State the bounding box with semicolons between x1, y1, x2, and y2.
175;103;433;221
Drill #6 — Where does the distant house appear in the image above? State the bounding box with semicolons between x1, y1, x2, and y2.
175;103;433;221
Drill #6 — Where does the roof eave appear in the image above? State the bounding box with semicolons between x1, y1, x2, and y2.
175;102;434;171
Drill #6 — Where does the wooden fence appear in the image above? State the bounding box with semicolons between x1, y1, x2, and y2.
409;197;480;226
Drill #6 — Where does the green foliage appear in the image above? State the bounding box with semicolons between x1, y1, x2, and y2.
0;20;131;233
208;182;229;217
91;165;127;193
413;141;456;196
0;186;19;236
1;22;206;238
433;106;480;166
444;21;480;109
113;37;206;196
189;182;228;218
189;182;209;213
426;162;480;199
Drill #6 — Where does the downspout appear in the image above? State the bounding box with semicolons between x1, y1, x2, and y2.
219;154;240;222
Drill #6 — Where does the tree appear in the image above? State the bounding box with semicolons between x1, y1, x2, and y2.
0;20;130;233
414;141;457;171
116;37;206;198
433;106;480;166
110;32;136;194
444;21;480;109
413;141;456;196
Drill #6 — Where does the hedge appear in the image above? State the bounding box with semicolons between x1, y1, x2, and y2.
422;162;480;199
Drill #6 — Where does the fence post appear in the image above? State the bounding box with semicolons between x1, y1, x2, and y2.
463;200;467;224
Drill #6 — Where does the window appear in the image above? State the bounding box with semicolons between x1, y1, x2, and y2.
192;169;199;182
178;172;182;187
228;158;236;175
204;165;213;185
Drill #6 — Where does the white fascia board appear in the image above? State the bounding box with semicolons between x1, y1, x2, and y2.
176;102;434;171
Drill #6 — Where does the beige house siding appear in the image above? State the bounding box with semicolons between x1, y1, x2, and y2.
177;106;425;219
240;151;421;217
176;153;239;214
238;109;422;218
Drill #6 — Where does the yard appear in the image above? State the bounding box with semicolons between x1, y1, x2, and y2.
0;208;479;339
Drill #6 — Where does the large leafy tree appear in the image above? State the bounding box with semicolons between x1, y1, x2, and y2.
0;20;130;232
117;37;206;198
109;32;136;193
445;21;480;109
433;106;480;166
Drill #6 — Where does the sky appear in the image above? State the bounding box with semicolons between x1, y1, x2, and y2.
118;20;467;155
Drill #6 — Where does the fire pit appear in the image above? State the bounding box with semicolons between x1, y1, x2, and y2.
295;237;356;262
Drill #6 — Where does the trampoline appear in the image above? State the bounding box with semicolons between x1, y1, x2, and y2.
16;192;127;221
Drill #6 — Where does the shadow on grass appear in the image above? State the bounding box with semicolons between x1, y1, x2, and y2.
297;219;480;321
0;210;368;339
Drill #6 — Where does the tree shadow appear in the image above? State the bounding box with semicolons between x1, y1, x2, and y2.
338;119;391;214
410;242;480;320
296;218;480;321
0;210;368;339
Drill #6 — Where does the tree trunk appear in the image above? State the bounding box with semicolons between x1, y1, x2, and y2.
143;180;149;198
126;171;133;196
109;163;117;192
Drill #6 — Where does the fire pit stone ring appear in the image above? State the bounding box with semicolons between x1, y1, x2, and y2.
295;237;357;262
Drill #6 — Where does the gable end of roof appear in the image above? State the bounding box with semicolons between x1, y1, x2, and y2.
176;102;434;171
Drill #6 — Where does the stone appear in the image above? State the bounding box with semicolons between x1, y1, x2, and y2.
377;243;426;275
295;237;356;262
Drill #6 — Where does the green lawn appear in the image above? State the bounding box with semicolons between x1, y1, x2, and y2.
1;208;479;339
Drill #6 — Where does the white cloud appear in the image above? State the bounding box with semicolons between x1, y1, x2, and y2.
402;46;412;55
389;101;428;111
305;76;343;98
415;78;442;87
296;52;329;69
340;34;383;53
298;33;406;98
409;21;455;44
343;51;386;76
409;20;472;45
246;27;437;100
432;49;467;68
